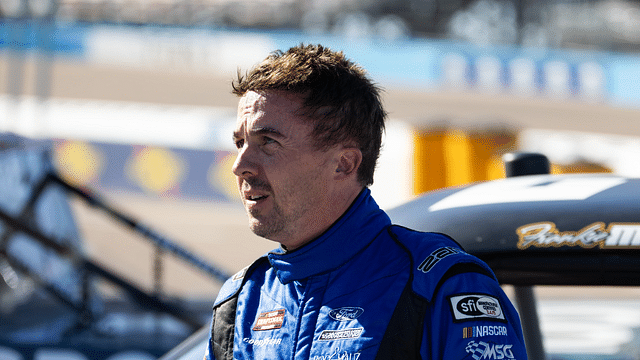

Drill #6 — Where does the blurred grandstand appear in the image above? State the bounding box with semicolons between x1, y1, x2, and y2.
4;0;640;52
3;0;640;197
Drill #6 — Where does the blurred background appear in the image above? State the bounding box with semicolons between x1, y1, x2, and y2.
2;0;640;359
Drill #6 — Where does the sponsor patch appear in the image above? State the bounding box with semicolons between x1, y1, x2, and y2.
253;309;285;331
465;341;515;360
417;246;462;273
517;222;640;249
318;327;364;341
329;307;364;321
463;325;508;338
313;348;361;360
242;337;282;347
449;294;506;322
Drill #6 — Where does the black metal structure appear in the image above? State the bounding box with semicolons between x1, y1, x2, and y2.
388;167;640;287
502;152;548;360
0;144;231;359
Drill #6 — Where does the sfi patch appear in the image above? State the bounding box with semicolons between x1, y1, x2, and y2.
253;309;286;331
449;294;506;322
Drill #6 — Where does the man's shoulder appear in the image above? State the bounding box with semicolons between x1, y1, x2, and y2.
213;256;270;307
387;225;497;302
387;225;470;268
388;225;461;252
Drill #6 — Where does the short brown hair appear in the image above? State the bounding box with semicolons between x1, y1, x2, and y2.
232;44;386;187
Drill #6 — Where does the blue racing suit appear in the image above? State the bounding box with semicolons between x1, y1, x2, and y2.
205;189;527;359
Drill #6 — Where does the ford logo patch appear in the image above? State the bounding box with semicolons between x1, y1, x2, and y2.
329;307;364;321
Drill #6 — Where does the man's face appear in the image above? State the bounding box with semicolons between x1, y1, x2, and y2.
232;90;342;249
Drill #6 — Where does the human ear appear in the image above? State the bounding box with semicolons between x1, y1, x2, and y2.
335;148;362;179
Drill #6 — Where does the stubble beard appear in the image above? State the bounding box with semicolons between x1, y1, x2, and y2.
247;203;287;240
243;188;309;244
241;173;318;245
241;177;287;240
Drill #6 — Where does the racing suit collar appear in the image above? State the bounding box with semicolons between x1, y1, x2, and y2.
267;188;391;284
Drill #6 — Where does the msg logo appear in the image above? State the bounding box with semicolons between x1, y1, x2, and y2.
466;341;515;360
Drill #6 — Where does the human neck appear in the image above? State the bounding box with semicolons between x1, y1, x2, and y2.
277;185;364;251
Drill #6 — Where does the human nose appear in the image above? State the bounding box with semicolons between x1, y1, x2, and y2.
232;144;258;178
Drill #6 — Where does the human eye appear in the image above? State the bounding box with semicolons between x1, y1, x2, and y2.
234;138;244;149
262;136;278;146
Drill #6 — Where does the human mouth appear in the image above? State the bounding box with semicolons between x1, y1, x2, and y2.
241;179;271;204
242;188;270;207
243;192;270;215
246;194;268;201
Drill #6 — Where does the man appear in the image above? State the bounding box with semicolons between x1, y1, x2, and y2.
205;44;527;359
